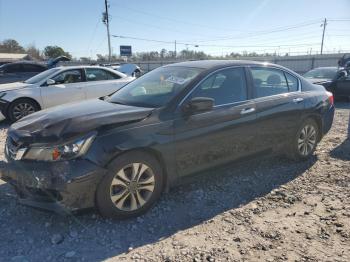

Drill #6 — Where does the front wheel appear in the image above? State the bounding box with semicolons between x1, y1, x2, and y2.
96;152;164;219
7;99;39;122
288;119;319;161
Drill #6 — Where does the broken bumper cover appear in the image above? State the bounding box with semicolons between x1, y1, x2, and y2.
0;159;107;214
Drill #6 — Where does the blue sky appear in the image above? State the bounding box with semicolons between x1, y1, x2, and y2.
0;0;349;58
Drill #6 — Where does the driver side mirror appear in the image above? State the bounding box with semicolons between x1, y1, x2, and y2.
46;79;56;85
182;97;214;115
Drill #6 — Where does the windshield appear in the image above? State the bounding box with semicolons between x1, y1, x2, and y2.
24;68;60;84
108;66;203;107
304;68;337;80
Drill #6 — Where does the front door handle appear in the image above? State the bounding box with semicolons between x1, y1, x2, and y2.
240;107;256;115
293;97;304;103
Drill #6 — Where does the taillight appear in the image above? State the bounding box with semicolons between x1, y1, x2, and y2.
326;91;334;106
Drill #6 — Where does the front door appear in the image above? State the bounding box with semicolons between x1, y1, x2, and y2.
41;69;86;108
174;67;257;176
336;74;350;97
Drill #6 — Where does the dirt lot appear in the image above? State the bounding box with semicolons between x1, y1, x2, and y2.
0;103;349;262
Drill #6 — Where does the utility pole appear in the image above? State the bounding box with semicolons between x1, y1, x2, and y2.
103;0;112;62
320;18;327;55
174;40;177;59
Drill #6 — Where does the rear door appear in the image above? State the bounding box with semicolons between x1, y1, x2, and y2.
174;67;257;176
249;67;304;151
41;69;86;108
84;68;130;98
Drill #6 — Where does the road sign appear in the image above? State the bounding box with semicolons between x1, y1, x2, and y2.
120;45;132;56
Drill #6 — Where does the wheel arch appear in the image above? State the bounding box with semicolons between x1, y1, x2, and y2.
302;114;323;141
6;97;42;119
106;147;169;192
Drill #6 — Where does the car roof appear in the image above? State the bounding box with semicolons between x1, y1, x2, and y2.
54;65;128;77
4;61;46;67
164;60;277;69
55;65;115;70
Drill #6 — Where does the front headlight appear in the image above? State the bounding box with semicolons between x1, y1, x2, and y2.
23;133;96;161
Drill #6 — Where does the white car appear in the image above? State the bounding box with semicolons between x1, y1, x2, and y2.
0;66;135;122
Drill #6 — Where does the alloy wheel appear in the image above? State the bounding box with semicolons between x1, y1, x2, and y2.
298;124;317;156
110;163;155;211
13;103;36;120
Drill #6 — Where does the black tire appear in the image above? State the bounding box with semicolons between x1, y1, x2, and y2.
96;151;164;219
287;118;319;161
7;98;40;122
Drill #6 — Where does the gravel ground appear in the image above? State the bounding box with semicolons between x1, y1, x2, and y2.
0;103;349;262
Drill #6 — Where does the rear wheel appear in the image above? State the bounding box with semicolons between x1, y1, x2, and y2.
7;98;39;122
96;151;164;219
288;119;319;161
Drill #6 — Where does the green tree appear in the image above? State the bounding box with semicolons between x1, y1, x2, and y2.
0;39;25;53
43;45;72;59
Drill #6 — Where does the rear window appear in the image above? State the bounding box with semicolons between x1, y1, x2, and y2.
22;64;45;72
4;64;23;73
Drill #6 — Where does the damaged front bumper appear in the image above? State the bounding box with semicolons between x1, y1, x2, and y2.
0;158;107;214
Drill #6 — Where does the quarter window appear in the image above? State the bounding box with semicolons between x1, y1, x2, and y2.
85;68;120;81
285;72;299;92
190;67;247;106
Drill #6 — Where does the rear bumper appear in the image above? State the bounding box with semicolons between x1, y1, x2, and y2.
0;158;107;214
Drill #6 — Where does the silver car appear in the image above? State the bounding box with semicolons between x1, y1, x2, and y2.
0;66;134;122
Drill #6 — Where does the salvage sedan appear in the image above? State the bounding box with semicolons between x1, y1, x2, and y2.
1;60;334;219
304;66;350;100
0;66;134;122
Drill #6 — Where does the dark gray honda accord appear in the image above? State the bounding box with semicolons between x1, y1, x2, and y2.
1;60;334;219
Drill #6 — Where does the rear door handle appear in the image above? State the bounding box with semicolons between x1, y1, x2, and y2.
240;107;256;115
293;97;304;103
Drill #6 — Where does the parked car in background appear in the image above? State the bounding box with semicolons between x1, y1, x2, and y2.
0;66;134;121
304;66;350;100
102;63;142;77
0;56;70;84
1;60;334;219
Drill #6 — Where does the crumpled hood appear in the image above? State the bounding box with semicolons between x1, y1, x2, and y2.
0;82;32;92
9;99;154;144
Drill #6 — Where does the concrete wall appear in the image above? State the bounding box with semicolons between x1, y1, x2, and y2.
134;53;345;74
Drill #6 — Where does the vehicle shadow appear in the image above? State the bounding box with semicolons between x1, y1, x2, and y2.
0;154;317;261
330;112;350;161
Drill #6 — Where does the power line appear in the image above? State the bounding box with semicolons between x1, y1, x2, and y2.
112;34;321;49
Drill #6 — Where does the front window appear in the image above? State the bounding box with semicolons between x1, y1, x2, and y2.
189;67;247;106
304;68;337;80
108;66;203;107
52;69;83;84
24;68;60;84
